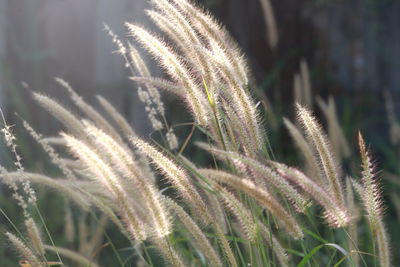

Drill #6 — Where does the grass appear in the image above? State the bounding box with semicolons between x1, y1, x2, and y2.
0;0;396;266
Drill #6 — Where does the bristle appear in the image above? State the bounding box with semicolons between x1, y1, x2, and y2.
126;23;209;126
358;133;390;267
130;76;184;97
85;123;171;238
213;183;258;242
132;138;211;224
200;169;303;239
198;143;308;212
296;104;345;207
171;0;249;86
25;218;45;256
165;197;222;266
63;133;147;241
146;9;190;55
151;237;186;267
96;95;137;139
1;120;36;217
283;118;323;185
152;0;217;93
358;132;382;227
270;162;349;228
33;93;85;137
6;232;41;267
55;78;122;141
207;39;263;156
258;224;289;267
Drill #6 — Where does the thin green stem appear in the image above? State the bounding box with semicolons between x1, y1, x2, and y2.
34;205;63;265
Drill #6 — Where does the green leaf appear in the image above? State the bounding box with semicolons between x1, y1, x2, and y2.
297;243;349;267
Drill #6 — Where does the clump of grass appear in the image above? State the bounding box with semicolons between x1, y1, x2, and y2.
0;0;392;266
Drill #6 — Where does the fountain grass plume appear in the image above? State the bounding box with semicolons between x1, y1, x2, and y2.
358;132;390;267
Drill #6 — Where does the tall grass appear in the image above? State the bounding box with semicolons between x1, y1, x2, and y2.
0;0;392;266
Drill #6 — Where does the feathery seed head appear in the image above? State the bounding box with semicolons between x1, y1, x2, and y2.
96;95;138;139
25;218;45;256
33;93;85;137
126;23;209;126
296;104;345;207
6;232;41;267
84;122;172;238
201;168;303;239
62;133;147;241
358;132;390;267
197;142;308;212
165;197;222;266
132;138;211;223
270;161;350;228
358;132;384;228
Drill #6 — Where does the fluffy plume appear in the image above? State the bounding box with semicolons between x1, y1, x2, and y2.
358;133;390;267
152;238;186;267
85;122;171;238
126;23;209;126
269;162;349;228
258;223;289;267
213;183;259;242
207;39;263;157
197;143;308;212
63;133;147;241
283;118;323;185
132;138;210;223
6;232;41;267
127;43;166;131
165;197;222;267
130;76;184;97
25;218;45;256
127;43;164;113
171;0;249;86
33;93;85;137
55;78;121;141
146;9;190;55
96;95;137;139
296;104;345;207
200;169;303;239
151;0;216;92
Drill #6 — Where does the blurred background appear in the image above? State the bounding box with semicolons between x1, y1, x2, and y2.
1;0;400;138
1;0;400;265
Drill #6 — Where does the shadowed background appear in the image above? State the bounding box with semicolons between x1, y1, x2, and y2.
1;0;399;134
